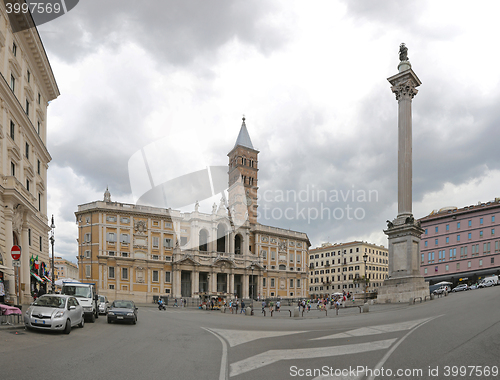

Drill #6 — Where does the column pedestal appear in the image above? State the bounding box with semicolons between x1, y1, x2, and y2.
377;216;429;303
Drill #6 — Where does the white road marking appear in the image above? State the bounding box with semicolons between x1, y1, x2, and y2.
202;327;228;380
312;318;432;340
230;338;397;377
209;328;307;347
366;315;441;380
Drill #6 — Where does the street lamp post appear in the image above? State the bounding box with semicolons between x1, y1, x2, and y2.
50;215;55;294
363;253;368;300
79;254;84;283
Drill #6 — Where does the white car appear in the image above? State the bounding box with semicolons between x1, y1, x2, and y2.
24;294;84;334
98;295;110;315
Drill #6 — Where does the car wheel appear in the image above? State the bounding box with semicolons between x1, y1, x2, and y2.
78;316;85;328
90;312;96;323
63;319;71;334
132;316;137;325
107;318;111;324
95;311;99;319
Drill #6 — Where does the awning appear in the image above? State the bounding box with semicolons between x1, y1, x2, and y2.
43;276;52;283
0;264;14;275
31;272;44;282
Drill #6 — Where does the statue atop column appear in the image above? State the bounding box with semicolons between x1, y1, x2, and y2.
399;43;408;62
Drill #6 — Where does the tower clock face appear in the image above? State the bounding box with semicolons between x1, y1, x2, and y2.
246;196;252;206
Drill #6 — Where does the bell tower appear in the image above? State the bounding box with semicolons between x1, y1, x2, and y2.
228;117;259;225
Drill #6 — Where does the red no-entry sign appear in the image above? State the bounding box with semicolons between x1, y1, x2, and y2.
11;245;21;260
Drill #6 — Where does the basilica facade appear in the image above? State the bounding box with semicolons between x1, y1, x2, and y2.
76;119;310;303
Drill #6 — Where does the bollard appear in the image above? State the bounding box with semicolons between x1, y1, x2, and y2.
293;307;299;318
245;307;252;316
288;310;292;317
202;305;206;310
430;294;435;300
409;297;414;306
363;303;369;313
220;306;225;313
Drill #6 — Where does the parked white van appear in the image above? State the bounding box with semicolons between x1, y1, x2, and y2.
478;275;499;288
61;282;99;322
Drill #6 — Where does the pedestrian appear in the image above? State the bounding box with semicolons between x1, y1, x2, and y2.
235;300;239;313
262;300;266;313
276;300;280;312
269;300;273;313
210;298;214;310
240;301;245;313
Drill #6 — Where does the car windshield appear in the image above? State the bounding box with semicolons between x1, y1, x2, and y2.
62;285;91;298
99;296;105;302
112;301;134;309
33;296;65;309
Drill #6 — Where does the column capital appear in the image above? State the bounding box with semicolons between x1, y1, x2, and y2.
387;69;421;101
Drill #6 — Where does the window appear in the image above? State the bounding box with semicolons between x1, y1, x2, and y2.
491;257;495;264
122;267;128;280
108;251;115;256
10;120;15;140
106;216;116;222
449;248;456;260
270;278;275;287
152;237;159;248
12;42;17;56
425;229;428;235
37;160;41;175
479;259;483;267
468;220;472;227
456;262;460;270
11;162;15;177
165;222;172;228
480;218;483;225
445;264;449;271
28;229;31;245
435;239;438;245
297;279;301;288
492;216;495;223
84;233;91;243
425;241;428;247
460;246;467;258
10;74;15;91
37;121;41;134
428;252;435;263
421;253;424;263
27;70;30;83
38;193;42;211
424;268;427;274
297;254;301;263
164;238;173;248
85;250;91;258
271;251;276;260
492;229;495;235
263;278;266;287
457;235;460;242
85;265;91;277
483;242;491;253
479;231;483;237
165;272;171;283
468;233;472;240
435;226;438;233
106;232;116;242
109;284;115;290
25;99;29;115
152;270;159;282
180;237;188;246
446;224;449;231
25;142;29;158
290;279;294;288
152;254;159;260
38;93;41;104
457;222;461;229
467;261;471;268
120;217;129;223
446;237;449;244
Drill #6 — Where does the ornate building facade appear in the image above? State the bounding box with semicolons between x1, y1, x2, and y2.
76;119;310;303
0;3;59;304
308;241;388;298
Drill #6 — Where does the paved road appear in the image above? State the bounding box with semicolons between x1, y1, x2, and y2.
1;286;499;380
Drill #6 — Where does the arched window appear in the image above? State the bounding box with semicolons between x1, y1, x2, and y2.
199;229;208;252
217;224;227;253
279;264;286;271
235;234;242;254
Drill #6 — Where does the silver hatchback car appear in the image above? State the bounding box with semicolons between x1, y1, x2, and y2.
24;294;85;334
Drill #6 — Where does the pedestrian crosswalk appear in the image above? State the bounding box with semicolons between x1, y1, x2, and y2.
205;316;440;379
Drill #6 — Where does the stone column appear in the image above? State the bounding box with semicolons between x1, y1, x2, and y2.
388;60;420;218
21;221;31;303
229;232;235;254
4;209;14;302
229;272;234;296
193;269;199;298
243;274;249;299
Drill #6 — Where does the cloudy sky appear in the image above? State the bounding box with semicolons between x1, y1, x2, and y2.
38;0;500;263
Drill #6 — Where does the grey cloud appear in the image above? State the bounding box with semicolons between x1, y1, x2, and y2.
39;0;292;67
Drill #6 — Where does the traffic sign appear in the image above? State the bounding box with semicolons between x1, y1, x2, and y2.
11;245;21;260
12;260;21;267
